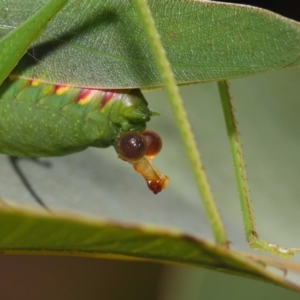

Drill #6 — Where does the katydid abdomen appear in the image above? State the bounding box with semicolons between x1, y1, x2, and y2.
0;76;168;193
0;76;151;157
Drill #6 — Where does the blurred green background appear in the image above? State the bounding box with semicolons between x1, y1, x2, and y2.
0;67;300;299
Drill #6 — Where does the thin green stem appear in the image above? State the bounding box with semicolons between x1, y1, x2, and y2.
132;0;227;246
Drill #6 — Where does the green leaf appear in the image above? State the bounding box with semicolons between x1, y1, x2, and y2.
1;0;300;294
0;204;299;292
0;0;299;88
0;0;68;86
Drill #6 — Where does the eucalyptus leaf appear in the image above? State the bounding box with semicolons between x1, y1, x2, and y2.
0;0;299;88
1;204;300;293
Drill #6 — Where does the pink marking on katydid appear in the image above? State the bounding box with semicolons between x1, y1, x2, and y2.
76;88;104;105
75;88;92;103
51;84;70;96
27;79;33;87
52;84;64;93
100;91;116;108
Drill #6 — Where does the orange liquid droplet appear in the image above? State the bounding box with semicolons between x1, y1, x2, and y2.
130;156;168;194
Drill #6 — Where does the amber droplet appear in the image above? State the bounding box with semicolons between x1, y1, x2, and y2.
147;180;164;194
117;132;147;161
142;130;162;158
132;156;169;194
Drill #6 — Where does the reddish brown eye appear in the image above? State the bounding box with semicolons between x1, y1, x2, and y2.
117;132;147;161
142;130;162;158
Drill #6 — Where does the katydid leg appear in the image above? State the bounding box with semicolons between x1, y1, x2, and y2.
218;80;300;258
9;156;51;211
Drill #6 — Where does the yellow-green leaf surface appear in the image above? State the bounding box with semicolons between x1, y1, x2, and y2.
0;0;299;88
1;204;300;293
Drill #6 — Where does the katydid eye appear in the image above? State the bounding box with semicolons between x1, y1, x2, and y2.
117;132;147;161
142;130;162;158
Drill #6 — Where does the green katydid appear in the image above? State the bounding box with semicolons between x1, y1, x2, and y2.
0;0;168;197
1;0;300;259
0;76;168;195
